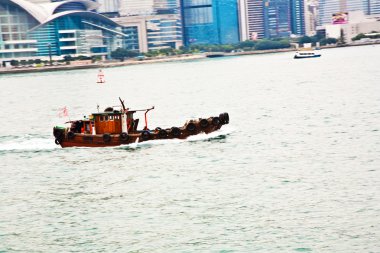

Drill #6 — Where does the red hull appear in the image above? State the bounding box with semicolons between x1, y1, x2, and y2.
55;119;226;148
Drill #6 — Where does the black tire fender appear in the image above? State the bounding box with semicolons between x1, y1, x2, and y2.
199;118;209;128
212;117;220;126
186;122;196;132
103;133;111;143
171;127;181;137
158;129;168;138
120;132;130;142
141;130;150;141
223;112;229;124
55;138;61;145
219;113;225;124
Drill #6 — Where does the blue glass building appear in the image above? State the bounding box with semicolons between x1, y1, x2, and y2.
181;0;240;46
263;0;291;38
290;0;305;35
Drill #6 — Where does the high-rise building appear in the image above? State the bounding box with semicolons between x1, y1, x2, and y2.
263;0;291;38
109;0;182;51
96;0;120;14
241;0;296;39
239;0;265;40
119;0;155;16
319;0;367;25
366;0;380;14
181;0;240;45
304;0;318;36
290;0;305;35
154;0;179;14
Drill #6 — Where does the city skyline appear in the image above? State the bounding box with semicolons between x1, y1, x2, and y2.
2;0;380;65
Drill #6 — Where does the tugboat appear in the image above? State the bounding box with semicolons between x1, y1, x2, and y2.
53;98;229;148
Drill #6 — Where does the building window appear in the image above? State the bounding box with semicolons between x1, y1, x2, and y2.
2;34;10;41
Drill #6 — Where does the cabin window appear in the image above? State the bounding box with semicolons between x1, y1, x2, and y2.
109;115;114;121
115;115;119;120
100;116;103;122
105;115;108;121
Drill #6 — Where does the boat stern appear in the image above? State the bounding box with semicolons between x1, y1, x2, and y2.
53;126;66;146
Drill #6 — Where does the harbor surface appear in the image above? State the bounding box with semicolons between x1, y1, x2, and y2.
0;45;379;252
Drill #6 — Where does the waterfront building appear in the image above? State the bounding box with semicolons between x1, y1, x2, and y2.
181;0;240;46
319;0;367;25
290;0;305;35
0;0;126;65
325;10;380;43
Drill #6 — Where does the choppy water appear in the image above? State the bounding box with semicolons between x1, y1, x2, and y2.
0;45;380;252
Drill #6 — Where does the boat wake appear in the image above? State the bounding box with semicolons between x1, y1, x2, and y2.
0;134;58;153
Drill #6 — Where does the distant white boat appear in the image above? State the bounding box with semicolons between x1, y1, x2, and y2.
294;49;321;59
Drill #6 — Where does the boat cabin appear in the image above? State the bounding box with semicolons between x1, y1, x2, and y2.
69;109;139;135
69;119;94;134
92;110;138;134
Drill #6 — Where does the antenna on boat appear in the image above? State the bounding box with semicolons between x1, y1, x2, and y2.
119;97;126;112
97;104;99;112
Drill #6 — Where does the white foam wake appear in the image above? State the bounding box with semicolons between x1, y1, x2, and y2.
0;136;58;152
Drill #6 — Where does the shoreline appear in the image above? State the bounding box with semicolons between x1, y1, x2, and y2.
0;42;378;75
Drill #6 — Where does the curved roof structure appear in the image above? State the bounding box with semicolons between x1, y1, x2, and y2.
4;0;47;23
30;10;119;31
40;0;99;16
2;0;102;24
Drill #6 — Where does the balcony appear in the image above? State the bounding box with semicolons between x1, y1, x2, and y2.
60;46;78;50
3;40;38;45
0;48;38;53
59;38;77;42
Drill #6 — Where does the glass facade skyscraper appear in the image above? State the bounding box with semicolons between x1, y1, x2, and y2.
181;0;239;45
264;0;291;38
290;0;305;35
241;0;302;39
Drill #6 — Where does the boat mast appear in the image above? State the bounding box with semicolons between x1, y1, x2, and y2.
119;97;128;134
